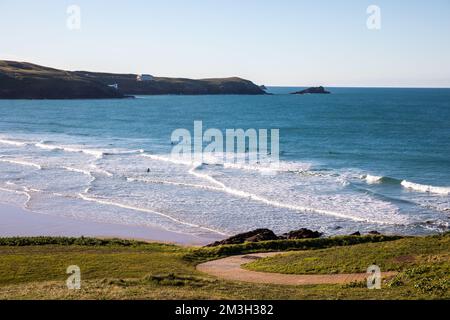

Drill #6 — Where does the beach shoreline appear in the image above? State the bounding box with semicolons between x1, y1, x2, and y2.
0;202;219;246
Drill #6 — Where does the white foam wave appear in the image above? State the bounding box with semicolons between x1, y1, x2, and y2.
222;162;278;174
0;186;30;198
188;165;405;225
142;153;311;175
361;174;383;184
77;193;228;236
62;166;93;177
34;143;104;159
139;154;407;225
34;142;60;151
104;149;145;156
0;158;42;169
141;153;197;166
401;180;450;195
89;165;113;177
0;139;28;147
126;177;223;192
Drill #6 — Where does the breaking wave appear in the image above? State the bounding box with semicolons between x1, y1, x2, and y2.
401;180;450;195
360;174;450;195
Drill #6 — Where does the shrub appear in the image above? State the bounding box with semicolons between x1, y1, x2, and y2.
0;236;147;247
144;273;215;287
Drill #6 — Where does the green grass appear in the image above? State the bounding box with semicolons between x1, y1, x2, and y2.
183;235;403;263
244;233;449;274
0;235;448;300
0;243;187;285
244;233;450;298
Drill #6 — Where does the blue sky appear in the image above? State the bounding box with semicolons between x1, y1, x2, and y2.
1;0;450;87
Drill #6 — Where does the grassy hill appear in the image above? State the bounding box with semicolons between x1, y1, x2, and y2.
0;61;124;99
75;71;266;95
0;61;265;99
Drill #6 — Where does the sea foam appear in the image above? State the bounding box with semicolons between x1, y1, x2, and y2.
401;180;450;195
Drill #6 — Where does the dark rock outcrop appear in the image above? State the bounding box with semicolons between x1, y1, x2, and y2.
279;228;322;240
206;229;278;247
206;228;324;247
291;86;330;95
351;231;361;236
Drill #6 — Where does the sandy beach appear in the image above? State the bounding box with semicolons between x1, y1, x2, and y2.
0;202;218;246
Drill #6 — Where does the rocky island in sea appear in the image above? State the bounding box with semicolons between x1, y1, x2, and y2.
291;86;331;95
0;60;266;99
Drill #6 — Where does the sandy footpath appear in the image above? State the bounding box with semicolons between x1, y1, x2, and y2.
197;252;397;285
0;202;219;246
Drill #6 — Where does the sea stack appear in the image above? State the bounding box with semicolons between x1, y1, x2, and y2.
291;86;331;95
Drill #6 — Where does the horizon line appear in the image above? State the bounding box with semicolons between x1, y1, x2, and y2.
267;85;450;89
2;59;450;90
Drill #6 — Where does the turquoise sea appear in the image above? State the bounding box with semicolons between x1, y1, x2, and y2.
0;87;449;239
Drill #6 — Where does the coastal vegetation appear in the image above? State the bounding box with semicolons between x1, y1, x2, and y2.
0;234;448;299
184;234;403;263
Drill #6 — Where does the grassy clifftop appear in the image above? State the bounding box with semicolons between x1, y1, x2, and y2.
0;61;265;99
75;71;265;95
0;61;125;99
0;234;448;299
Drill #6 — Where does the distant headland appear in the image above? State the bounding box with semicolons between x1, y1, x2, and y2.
0;61;266;99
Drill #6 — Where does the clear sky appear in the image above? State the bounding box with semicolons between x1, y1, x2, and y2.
1;0;450;87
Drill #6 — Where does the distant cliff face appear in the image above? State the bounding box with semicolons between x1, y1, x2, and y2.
74;72;266;95
0;61;265;99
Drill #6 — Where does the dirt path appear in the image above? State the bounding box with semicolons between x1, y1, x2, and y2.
197;252;397;285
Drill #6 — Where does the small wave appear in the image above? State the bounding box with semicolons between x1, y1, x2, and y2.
62;166;93;177
89;165;113;177
222;162;278;174
0;139;28;147
141;153;198;166
360;174;449;196
0;186;30;198
103;149;145;156
412;220;450;232
362;174;384;184
0;158;42;169
34;142;60;151
126;177;223;192
77;193;228;236
360;174;402;185
58;146;104;159
0;183;34;207
34;142;105;159
401;180;450;195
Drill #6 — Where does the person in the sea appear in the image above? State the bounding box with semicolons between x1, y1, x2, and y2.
147;168;150;173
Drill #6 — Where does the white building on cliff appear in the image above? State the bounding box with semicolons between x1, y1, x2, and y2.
137;74;154;81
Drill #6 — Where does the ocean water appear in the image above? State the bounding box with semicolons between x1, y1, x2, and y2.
0;87;449;239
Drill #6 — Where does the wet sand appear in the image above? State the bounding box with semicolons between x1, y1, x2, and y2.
0;203;220;246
